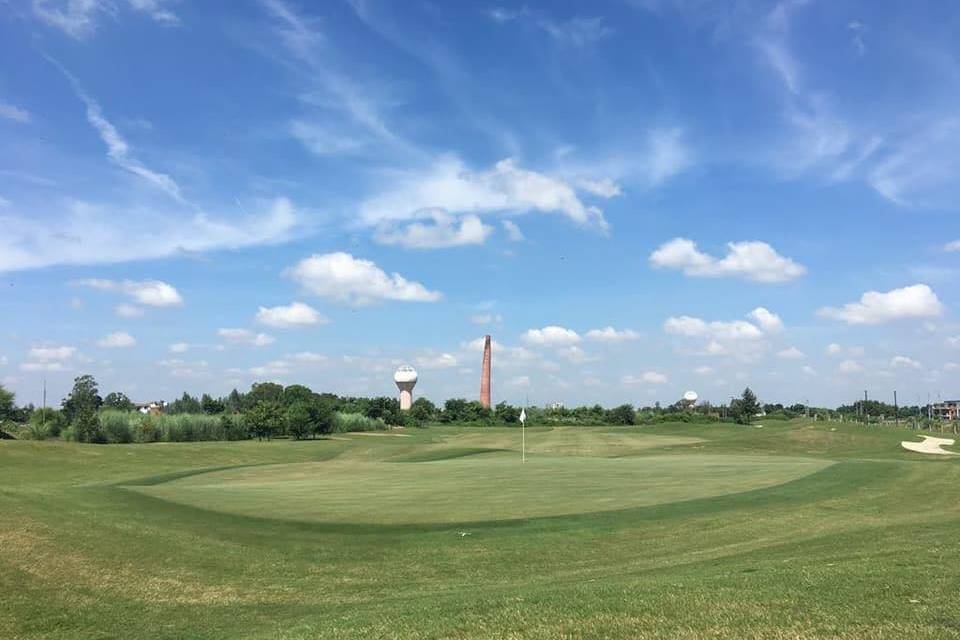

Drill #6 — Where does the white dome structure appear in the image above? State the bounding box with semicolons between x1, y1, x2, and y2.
394;365;418;410
682;390;698;408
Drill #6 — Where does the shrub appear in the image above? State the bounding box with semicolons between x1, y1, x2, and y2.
332;412;387;433
133;415;162;443
60;426;77;442
100;410;133;444
21;421;51;440
74;409;105;444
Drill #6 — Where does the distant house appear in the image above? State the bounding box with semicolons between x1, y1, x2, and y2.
932;400;960;421
134;402;164;416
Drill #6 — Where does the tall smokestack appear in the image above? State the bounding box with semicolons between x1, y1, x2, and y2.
480;335;492;408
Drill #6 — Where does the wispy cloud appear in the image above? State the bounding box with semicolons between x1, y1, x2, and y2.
487;8;613;47
33;0;181;39
0;101;31;123
0;197;298;272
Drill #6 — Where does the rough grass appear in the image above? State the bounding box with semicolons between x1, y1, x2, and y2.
1;420;959;639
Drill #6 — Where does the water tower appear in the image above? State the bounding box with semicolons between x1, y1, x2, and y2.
394;365;418;411
681;390;698;409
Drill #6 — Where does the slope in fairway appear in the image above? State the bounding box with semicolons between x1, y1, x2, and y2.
131;453;832;525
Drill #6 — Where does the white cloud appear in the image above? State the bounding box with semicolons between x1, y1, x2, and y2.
462;337;538;368
168;342;190;353
890;355;921;370
358;156;610;232
507;375;531;387
97;331;136;348
644;128;693;186
585;327;640;342
777;346;805;359
114;303;144;318
943;240;960;253
651;238;806;283
374;212;492;249
521;325;581;347
578;177;622;198
21;361;69;372
747;307;784;333
943;362;960;372
286;252;441;306
664;308;780;359
557;345;596;363
2;197;297;273
694;365;714;375
502;220;524;242
158;358;210;379
802;365;816;375
255;301;328;328
470;313;502;325
947;336;960;349
622;371;668;385
217;328;275;347
818;284;943;325
838;359;864;374
664;316;764;341
28;345;77;362
0;102;30;123
78;279;183;307
248;360;291;379
414;353;459;369
289;351;328;364
127;0;180;25
826;343;843;356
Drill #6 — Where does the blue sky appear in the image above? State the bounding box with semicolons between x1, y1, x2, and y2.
2;0;959;408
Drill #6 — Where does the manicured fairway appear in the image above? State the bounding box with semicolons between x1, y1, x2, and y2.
2;421;960;639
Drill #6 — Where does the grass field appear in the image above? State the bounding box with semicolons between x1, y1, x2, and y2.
2;421;959;639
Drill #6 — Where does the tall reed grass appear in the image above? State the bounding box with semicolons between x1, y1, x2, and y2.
331;412;388;433
98;410;248;443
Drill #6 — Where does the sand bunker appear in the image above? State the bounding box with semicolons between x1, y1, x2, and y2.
901;435;958;456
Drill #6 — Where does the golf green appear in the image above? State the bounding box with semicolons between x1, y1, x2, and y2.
130;453;832;524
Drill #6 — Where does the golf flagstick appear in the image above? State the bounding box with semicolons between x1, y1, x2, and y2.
519;407;526;463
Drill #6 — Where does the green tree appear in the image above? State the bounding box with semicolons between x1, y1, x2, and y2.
200;393;225;415
285;402;313;440
224;388;244;413
494;401;520;424
245;382;284;409
0;383;15;422
282;384;314;407
408;397;437;426
605;404;636;425
103;391;134;411
243;401;284;440
168;392;202;414
62;375;102;423
736;387;760;424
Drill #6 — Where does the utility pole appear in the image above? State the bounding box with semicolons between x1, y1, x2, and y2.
894;390;899;428
863;390;868;425
41;378;47;431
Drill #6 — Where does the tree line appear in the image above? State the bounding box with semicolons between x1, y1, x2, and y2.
0;377;949;444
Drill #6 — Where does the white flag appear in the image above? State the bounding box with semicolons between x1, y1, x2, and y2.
519;408;526;425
